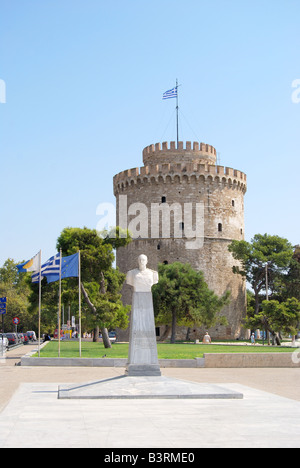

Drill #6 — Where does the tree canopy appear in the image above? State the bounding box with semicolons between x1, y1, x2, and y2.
228;234;293;314
56;226;131;347
0;259;32;333
152;262;230;343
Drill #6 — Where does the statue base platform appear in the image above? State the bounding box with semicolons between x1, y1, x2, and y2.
125;364;161;377
58;375;243;400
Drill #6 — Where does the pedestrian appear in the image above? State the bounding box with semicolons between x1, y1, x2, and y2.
251;333;255;345
202;332;211;344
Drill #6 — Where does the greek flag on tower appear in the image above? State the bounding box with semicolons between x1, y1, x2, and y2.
162;87;177;100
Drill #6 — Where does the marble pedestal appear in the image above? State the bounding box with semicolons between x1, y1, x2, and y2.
126;291;161;377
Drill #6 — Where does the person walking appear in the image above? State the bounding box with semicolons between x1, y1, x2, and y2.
202;332;211;344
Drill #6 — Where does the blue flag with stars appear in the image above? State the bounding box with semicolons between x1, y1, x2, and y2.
48;253;79;283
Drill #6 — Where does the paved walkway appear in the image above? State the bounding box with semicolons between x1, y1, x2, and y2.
0;345;299;448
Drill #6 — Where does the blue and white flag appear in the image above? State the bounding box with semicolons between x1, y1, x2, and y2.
32;252;79;284
163;87;177;100
32;253;60;283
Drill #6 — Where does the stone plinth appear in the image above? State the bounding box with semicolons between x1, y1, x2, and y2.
58;375;243;400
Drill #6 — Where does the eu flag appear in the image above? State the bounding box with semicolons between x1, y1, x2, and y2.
45;253;79;283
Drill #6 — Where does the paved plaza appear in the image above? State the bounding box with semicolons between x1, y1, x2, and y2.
0;345;299;448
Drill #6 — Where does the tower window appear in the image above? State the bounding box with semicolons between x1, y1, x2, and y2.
218;223;223;232
163;260;169;265
232;200;235;207
179;222;184;231
161;196;166;203
157;244;161;250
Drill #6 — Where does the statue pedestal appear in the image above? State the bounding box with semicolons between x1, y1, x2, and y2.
126;291;161;377
126;364;161;377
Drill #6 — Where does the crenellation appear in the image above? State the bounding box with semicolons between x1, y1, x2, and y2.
143;140;217;166
114;162;247;195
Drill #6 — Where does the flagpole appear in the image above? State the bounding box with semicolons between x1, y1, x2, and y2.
58;249;62;358
38;250;42;358
176;78;179;148
78;250;82;357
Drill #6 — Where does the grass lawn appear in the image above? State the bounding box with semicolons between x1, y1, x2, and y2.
35;340;297;359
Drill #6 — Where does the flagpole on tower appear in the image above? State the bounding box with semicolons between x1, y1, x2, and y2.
162;80;180;148
176;78;179;148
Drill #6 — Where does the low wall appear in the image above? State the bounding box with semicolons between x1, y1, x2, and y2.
20;352;300;368
20;356;205;368
203;353;300;368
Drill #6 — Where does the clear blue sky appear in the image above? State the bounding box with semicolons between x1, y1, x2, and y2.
0;0;299;267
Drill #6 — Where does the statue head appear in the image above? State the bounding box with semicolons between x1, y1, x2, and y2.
138;254;148;271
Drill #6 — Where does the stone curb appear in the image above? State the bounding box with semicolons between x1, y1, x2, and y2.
20;351;300;368
20;356;205;368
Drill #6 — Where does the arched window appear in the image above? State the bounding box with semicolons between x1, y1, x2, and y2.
218;223;222;232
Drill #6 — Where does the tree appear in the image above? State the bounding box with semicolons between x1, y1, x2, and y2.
56;227;131;348
279;245;300;302
29;277;63;336
284;298;300;343
152;262;229;343
246;298;300;345
228;234;293;316
0;259;32;333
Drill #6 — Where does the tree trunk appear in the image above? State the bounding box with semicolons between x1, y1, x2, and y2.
158;325;171;342
102;327;111;348
254;289;260;315
98;272;111;349
93;326;100;342
269;329;281;346
274;332;281;346
170;310;176;344
80;282;112;349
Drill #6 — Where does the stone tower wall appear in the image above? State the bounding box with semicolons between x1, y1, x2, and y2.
114;141;247;341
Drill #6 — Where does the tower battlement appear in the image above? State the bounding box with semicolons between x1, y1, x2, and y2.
114;163;247;195
143;141;217;166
